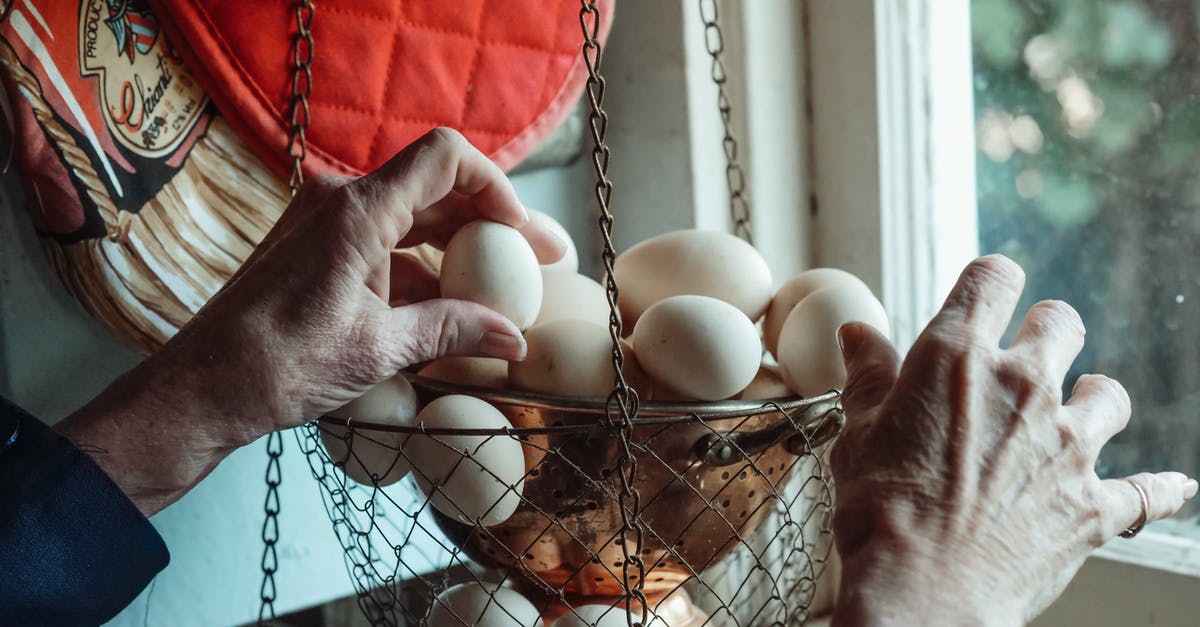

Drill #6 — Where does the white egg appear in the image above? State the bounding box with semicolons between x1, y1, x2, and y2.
419;356;509;389
441;220;543;330
406;395;525;526
529;209;579;273
534;269;612;328
510;320;618;397
776;283;890;397
614;230;773;327
631;295;762;401
762;268;870;357
619;341;656;401
428;582;541;627
319;375;417;486
552;604;665;627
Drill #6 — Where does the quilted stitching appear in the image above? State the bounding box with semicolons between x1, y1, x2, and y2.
147;0;614;175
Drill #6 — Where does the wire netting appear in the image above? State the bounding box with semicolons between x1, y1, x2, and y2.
292;382;839;626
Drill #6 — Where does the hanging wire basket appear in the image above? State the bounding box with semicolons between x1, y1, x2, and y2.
297;380;841;626
264;1;845;625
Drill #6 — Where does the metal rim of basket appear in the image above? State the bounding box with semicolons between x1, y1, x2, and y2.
318;378;842;437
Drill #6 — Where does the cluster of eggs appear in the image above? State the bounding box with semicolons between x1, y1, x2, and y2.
318;214;888;624
434;218;890;405
320;213;889;521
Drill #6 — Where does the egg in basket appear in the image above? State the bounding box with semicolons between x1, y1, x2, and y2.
312;218;888;626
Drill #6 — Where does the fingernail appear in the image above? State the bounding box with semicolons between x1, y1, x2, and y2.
480;330;527;361
838;323;865;362
518;203;531;223
1185;479;1199;500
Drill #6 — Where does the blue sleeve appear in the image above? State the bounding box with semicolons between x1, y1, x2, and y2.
0;396;169;626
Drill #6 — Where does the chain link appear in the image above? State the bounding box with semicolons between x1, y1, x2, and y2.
698;0;753;243
286;0;315;196
577;3;649;626
259;3;314;625
258;431;284;625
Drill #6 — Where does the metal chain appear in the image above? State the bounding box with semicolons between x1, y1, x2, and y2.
286;0;315;195
578;3;648;626
258;432;283;625
698;0;753;243
259;2;314;625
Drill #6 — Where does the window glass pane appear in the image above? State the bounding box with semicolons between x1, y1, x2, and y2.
972;0;1198;523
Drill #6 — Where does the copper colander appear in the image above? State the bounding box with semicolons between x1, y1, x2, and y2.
314;376;841;623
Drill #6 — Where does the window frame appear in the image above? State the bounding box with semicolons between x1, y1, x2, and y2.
711;0;1200;622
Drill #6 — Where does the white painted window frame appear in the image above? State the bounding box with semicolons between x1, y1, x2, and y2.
681;0;1199;624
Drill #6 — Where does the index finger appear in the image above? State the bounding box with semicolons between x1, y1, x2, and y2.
928;254;1027;345
349;127;527;235
396;195;567;264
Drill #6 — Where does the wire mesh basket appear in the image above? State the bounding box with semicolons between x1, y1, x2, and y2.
296;377;840;626
261;1;846;625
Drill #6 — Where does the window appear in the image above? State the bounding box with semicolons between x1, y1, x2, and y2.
972;0;1200;529
798;0;1198;623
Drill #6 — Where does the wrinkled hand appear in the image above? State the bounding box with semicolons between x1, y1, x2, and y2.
169;128;562;442
57;128;564;514
830;255;1197;626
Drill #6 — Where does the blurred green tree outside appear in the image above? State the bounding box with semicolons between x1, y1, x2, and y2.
972;0;1199;520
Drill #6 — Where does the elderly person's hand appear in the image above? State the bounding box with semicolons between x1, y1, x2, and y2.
55;128;565;515
830;255;1197;626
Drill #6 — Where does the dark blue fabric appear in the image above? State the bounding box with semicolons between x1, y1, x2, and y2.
0;396;168;626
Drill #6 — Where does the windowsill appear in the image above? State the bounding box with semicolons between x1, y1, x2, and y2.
1094;522;1200;579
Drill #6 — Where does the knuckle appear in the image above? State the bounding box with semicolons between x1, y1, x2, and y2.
404;303;464;363
310;172;350;190
424;126;466;149
971;254;1026;286
435;309;462;357
915;327;975;359
841;365;888;407
963;255;1025;299
1096;375;1131;409
327;182;366;216
408;307;442;359
1078;374;1132;414
1028;299;1086;336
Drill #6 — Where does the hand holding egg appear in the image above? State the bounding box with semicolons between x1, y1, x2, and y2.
441;220;545;330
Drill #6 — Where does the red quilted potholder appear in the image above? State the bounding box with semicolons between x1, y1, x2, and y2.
147;0;614;177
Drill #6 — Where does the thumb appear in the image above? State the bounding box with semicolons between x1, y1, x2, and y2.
385;298;527;368
838;322;900;417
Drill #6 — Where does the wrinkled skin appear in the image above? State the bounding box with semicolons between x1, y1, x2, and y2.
830;255;1197;626
56;128;565;515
